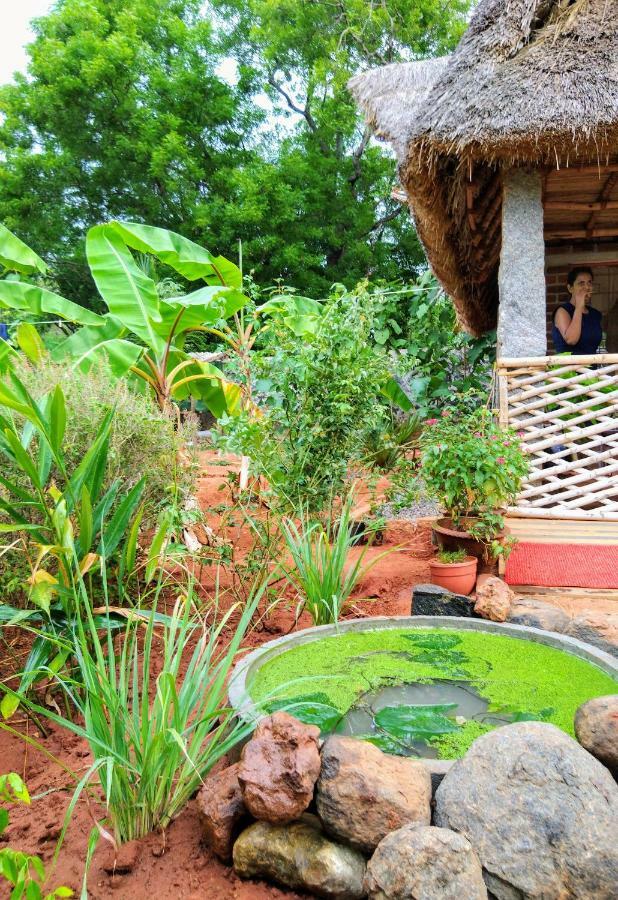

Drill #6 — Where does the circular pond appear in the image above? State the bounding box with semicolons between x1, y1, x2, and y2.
230;617;618;760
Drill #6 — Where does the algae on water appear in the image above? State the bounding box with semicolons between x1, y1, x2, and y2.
248;628;617;759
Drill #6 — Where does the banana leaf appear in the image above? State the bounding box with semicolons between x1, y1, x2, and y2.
86;225;165;355
0;224;47;275
0;281;103;326
108;221;242;288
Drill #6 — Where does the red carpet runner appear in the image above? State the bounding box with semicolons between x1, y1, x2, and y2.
504;541;618;589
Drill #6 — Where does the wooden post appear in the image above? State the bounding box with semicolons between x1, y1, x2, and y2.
497;169;547;359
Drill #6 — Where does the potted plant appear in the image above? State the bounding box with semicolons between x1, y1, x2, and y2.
420;408;529;560
429;548;478;595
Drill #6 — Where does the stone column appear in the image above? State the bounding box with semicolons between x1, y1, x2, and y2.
497;168;547;359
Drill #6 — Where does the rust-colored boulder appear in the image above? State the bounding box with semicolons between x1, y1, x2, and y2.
574;695;618;773
197;762;246;861
474;576;513;622
316;736;432;854
238;712;321;824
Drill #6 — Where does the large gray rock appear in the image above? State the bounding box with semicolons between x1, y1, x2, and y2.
507;598;569;633
364;824;487;899
238;711;321;823
316;736;432;854
232;816;366;899
434;722;618;899
565;611;618;658
412;584;475;617
574;695;618;773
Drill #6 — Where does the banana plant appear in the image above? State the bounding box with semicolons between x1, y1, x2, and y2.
0;222;249;416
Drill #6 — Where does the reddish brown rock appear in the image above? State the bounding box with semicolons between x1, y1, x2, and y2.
197;762;246;860
238;712;321;824
574;695;618;773
473;576;513;622
316;736;432;854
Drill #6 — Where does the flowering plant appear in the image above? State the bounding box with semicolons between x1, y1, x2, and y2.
420;408;529;539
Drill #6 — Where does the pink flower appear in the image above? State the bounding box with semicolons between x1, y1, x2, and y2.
473;431;482;437
441;410;450;418
496;456;506;464
517;431;525;438
503;441;511;447
426;418;438;426
489;435;499;441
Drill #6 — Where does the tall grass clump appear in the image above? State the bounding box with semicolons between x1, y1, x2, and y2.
280;495;391;625
6;566;268;890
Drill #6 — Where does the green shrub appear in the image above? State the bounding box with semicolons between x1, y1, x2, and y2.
4;359;197;525
420;407;529;538
217;283;392;511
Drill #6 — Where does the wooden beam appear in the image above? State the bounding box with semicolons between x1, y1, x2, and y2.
545;200;618;211
586;172;618;236
546;164;618;177
545;226;618;240
466;183;476;232
498;352;618;366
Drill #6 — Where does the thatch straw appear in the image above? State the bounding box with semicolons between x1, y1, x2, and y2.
349;0;618;335
348;58;450;161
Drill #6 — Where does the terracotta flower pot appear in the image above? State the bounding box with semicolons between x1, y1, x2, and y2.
432;517;491;560
429;555;478;596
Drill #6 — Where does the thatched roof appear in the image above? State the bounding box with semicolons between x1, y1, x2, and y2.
349;0;618;335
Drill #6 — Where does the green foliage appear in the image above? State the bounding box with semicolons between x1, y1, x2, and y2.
13;359;197;527
436;548;467;564
15;573;269;870
0;773;73;900
0;373;151;712
0;222;248;416
381;272;496;416
0;0;261;306
218;283;395;510
420;408;530;535
0;0;472;300
279;494;389;626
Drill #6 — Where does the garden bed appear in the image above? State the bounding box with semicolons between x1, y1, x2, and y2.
0;453;435;898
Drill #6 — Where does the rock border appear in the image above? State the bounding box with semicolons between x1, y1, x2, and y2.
228;615;618;776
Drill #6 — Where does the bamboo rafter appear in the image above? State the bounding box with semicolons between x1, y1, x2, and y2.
496;355;618;520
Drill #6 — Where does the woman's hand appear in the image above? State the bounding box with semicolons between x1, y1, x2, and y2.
572;285;589;311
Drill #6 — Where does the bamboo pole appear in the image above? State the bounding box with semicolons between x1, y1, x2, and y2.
498;353;618;368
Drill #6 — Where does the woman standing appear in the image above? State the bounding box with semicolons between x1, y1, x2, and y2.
552;266;603;354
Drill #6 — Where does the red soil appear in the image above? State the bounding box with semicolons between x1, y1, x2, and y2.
0;454;433;898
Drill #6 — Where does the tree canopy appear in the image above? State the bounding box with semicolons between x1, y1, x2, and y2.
0;0;472;302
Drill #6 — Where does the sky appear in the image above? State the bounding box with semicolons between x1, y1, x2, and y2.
0;0;55;85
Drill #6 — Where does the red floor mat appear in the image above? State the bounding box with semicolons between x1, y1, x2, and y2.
504;542;618;589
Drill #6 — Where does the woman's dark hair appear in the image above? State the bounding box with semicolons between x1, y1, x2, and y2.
567;266;593;286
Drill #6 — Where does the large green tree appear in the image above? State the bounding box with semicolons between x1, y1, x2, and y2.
0;0;262;305
0;0;471;300
210;0;471;293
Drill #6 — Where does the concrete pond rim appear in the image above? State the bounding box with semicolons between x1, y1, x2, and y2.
228;615;618;778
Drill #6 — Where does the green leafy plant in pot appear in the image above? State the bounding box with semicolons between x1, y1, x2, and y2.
420;408;529;560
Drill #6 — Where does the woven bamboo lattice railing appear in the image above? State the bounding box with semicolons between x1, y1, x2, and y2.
496;354;618;521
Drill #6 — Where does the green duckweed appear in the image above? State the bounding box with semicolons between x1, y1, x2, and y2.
248;628;617;759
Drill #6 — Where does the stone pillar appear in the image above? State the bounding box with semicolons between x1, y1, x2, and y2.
497;168;547;359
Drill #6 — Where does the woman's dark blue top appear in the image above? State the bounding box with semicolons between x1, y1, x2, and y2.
552;303;603;354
